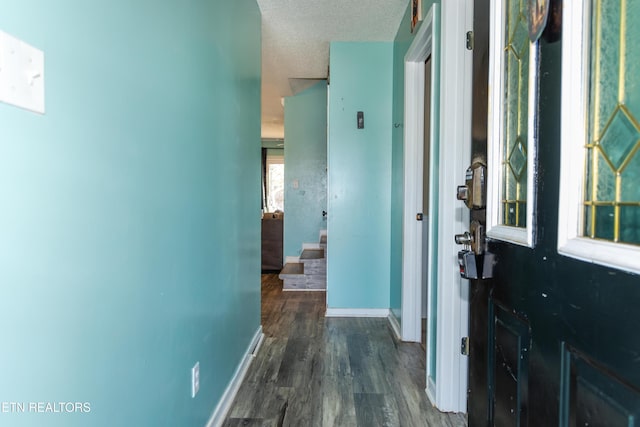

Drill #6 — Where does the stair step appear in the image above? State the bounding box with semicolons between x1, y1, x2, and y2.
282;274;326;290
300;249;325;260
281;236;326;291
279;262;304;277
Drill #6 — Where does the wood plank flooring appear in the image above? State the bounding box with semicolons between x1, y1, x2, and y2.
223;274;467;427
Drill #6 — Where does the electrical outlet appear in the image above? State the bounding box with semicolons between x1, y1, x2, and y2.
191;362;200;398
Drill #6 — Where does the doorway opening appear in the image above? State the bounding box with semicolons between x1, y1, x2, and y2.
401;0;439;385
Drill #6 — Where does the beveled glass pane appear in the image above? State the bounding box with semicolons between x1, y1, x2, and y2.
506;51;519;149
509;138;527;180
517;201;527;227
504;161;517;201
599;108;639;170
505;202;517;225
511;18;529;60
518;45;529;136
594;206;615;241
624;2;640;120
519;167;528;200
621;151;640;202
585;205;594;237
620;206;640;245
595;149;616;202
592;0;621;137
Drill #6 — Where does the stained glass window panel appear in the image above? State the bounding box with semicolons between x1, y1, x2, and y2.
501;0;529;228
584;0;640;245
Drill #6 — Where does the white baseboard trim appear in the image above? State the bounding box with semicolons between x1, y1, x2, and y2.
285;256;300;264
205;326;264;427
426;376;436;406
282;288;326;292
388;312;401;340
325;308;391;318
302;243;322;249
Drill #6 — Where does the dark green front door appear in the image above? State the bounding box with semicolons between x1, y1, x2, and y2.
469;1;640;425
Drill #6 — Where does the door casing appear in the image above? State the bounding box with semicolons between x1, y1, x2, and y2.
401;0;473;413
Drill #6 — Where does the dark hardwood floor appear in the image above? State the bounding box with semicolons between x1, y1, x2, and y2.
223;274;467;427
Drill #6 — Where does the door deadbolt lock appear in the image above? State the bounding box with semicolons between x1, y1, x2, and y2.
456;159;487;210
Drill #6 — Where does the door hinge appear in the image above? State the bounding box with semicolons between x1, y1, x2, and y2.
466;31;474;50
461;337;469;355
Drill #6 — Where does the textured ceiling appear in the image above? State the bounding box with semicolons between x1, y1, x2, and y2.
257;0;408;139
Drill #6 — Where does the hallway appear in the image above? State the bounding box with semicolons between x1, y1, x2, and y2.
223;274;467;426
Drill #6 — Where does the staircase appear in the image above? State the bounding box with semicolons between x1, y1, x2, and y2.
279;231;326;290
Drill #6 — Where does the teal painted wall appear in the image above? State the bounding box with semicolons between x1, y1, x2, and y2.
283;82;328;257
327;42;393;309
0;1;261;426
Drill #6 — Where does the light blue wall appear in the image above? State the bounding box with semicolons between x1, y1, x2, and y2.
327;42;393;309
284;82;328;257
0;1;261;426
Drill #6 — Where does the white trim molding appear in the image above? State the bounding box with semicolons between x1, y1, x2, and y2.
206;326;264;427
402;1;438;345
426;376;437;405
325;308;390;318
486;0;539;248
401;0;471;413
388;311;401;340
432;0;472;413
558;0;640;275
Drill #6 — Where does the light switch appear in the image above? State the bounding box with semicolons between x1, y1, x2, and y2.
0;30;45;114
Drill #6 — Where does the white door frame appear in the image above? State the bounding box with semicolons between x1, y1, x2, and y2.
401;0;472;413
401;3;437;344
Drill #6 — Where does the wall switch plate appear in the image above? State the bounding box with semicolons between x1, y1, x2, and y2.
191;362;200;398
0;30;45;114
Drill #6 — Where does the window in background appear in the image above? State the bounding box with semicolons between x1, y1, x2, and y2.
266;152;284;212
